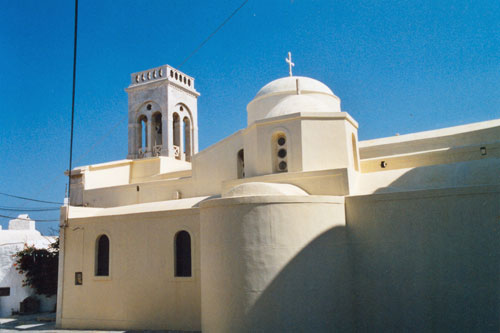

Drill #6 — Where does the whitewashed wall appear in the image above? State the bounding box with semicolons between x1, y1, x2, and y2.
0;216;56;317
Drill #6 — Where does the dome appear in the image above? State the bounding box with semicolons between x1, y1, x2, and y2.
247;76;341;125
255;76;335;99
267;94;337;119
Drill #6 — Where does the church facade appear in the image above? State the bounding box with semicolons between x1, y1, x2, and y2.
56;64;499;332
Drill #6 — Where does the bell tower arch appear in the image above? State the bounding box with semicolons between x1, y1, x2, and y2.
125;65;200;160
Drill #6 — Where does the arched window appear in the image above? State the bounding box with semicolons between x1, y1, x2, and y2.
173;113;181;159
137;115;148;156
152;112;162;147
183;117;191;161
96;235;109;276
237;149;245;179
272;132;288;173
174;231;191;277
352;133;359;171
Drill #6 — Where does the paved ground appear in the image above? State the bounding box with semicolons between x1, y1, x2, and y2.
0;313;121;332
0;313;196;332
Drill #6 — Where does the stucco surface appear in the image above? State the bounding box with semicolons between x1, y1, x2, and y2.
0;221;56;317
60;210;201;331
200;196;351;332
346;186;500;331
59;67;500;331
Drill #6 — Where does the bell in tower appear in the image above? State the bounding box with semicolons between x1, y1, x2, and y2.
125;65;200;161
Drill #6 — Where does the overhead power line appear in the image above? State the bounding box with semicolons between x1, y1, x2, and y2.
0;207;60;212
0;214;59;222
66;0;79;217
1;0;247;212
0;192;62;205
178;0;249;68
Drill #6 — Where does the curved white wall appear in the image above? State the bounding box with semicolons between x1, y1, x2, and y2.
200;195;352;332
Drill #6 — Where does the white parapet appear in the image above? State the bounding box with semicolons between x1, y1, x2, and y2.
8;214;35;230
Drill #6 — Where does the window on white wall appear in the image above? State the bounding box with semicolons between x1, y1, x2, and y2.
96;235;110;276
237;149;245;179
174;231;192;277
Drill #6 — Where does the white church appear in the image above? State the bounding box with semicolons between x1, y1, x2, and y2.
57;59;499;332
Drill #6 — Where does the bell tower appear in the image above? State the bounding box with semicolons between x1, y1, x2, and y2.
125;65;200;161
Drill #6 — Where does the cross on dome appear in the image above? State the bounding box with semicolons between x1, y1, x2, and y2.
285;52;294;77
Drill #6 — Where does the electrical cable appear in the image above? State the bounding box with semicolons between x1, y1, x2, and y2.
67;0;79;218
1;0;247;216
0;214;59;222
0;207;60;212
178;0;249;68
0;192;62;205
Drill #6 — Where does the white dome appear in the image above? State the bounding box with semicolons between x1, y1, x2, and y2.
247;76;341;125
267;94;338;119
255;76;335;99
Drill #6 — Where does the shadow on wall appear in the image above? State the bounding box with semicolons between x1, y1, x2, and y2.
246;226;353;332
373;157;500;194
348;178;500;331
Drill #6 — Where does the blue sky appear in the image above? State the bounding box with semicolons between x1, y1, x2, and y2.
1;0;499;234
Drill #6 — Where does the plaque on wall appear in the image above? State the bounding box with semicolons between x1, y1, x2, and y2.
75;272;83;285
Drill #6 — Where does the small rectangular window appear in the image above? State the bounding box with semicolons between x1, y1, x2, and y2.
0;287;10;296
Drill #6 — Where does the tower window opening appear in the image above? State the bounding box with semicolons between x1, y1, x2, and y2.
95;235;110;276
138;115;148;156
147;104;152;110
142;119;147;149
174;231;192;277
183;116;192;161
173;113;181;159
170;70;173;77
152;113;163;150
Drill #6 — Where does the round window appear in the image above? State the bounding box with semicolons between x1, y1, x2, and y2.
279;161;287;170
277;137;286;146
278;149;287;158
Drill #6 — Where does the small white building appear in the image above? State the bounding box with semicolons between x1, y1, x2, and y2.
0;215;56;317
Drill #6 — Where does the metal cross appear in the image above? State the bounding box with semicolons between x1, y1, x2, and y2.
286;52;294;77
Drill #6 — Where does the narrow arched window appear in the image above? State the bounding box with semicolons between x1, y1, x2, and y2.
96;235;109;276
183;117;192;161
173;113;181;159
137;115;148;157
174;231;191;277
237;149;245;179
152;112;162;148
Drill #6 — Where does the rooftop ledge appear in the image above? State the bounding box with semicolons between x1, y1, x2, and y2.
360;118;500;148
126;64;199;95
